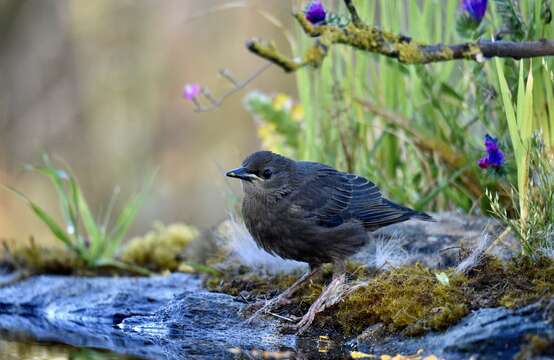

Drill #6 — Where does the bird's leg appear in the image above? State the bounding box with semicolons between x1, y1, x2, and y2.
245;265;321;323
332;260;346;280
294;260;349;334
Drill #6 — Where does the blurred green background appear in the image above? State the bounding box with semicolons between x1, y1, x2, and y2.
0;0;297;246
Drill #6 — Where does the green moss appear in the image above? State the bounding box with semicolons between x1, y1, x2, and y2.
499;256;554;308
205;266;305;305
121;222;198;271
3;238;84;274
515;334;554;360
205;261;369;311
205;254;553;337
336;264;468;335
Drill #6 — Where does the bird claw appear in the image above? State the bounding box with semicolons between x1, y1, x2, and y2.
243;271;349;334
295;274;349;334
277;311;315;335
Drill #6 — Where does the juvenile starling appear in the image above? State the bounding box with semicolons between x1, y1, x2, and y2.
226;151;433;331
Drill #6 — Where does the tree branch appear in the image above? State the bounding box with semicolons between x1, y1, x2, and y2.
246;1;554;72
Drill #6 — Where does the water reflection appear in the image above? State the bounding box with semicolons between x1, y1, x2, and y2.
0;334;354;360
0;337;142;360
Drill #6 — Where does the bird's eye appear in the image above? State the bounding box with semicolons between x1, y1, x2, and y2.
262;168;272;179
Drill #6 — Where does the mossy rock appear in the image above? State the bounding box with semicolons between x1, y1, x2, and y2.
204;252;554;338
2;238;84;274
205;261;369;314
121;222;199;271
336;263;468;336
499;256;554;308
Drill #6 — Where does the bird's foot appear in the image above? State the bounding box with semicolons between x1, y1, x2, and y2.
244;292;293;324
293;273;348;335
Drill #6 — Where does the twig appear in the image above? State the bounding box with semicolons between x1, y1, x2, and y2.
265;310;296;322
239;293;251;304
247;0;554;72
344;0;362;27
194;62;272;112
440;246;462;253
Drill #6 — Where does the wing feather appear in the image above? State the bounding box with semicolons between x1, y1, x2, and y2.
290;166;415;229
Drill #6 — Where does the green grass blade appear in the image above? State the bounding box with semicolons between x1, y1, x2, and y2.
29;161;78;237
415;165;469;209
101;187;120;234
495;58;522;153
542;63;554;146
70;176;102;259
94;258;152;276
522;62;534;141
105;172;156;258
1;184;79;253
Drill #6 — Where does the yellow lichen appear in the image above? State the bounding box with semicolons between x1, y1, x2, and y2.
462;43;482;59
395;42;426;64
121;222;199;271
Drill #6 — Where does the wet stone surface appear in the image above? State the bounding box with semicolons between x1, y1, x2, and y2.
352;301;554;360
0;274;294;359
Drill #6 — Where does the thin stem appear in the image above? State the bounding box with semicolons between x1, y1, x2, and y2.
194;62;272;112
344;0;363;26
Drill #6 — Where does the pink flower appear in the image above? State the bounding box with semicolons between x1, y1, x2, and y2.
183;83;201;101
478;156;490;169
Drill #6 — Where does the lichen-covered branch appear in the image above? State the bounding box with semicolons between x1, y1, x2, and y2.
246;2;554;72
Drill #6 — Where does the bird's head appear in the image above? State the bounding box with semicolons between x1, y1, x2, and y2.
226;151;296;194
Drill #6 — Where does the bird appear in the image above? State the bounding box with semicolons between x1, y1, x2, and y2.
226;151;434;332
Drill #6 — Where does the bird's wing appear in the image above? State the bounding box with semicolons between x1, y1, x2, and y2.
291;167;412;229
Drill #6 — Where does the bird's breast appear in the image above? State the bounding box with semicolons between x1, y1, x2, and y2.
241;193;369;265
242;195;297;253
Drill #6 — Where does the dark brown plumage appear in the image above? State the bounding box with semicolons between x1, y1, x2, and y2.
226;151;433;330
227;151;432;267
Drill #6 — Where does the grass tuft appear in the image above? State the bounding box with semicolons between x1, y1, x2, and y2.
2;154;153;274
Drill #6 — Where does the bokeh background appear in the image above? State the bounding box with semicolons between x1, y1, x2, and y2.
0;0;299;245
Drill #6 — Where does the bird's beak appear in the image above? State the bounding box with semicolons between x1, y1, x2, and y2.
225;167;262;182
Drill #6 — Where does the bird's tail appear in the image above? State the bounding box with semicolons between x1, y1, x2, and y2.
383;199;435;222
411;211;435;222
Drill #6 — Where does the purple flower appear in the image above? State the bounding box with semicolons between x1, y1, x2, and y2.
478;134;505;169
183;83;201;101
461;0;488;23
305;1;326;25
